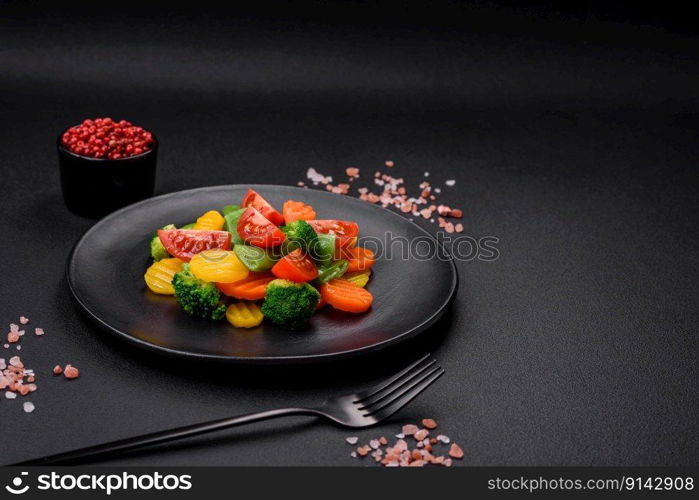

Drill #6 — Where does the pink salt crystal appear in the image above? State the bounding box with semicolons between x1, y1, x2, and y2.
19;316;29;325
444;223;455;233
394;439;408;452
414;429;429;441
345;167;359;177
297;181;305;187
53;365;63;375
385;160;394;167
9;356;22;367
7;332;19;343
449;443;464;458
9;323;19;332
63;364;79;379
34;328;44;336
420;209;432;219
455;223;464;233
402;424;419;435
346;436;359;445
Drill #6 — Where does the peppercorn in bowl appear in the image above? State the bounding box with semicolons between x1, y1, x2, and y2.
57;117;158;218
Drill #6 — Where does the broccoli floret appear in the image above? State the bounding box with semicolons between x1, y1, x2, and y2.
261;279;320;329
150;224;176;261
281;220;318;252
172;264;227;320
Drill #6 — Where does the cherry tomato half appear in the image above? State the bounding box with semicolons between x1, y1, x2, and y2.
307;220;359;247
237;207;286;248
241;189;284;226
157;229;231;262
271;248;318;282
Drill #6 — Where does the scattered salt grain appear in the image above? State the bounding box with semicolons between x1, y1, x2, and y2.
437;435;450;444
346;436;359;445
34;328;44;336
385;160;394;167
19;316;29;325
350;452;357;458
402;424;419;435
0;358;5;369
9;356;22;367
369;439;380;449
424;172;430;177
9;323;19;332
449;443;464;459
53;365;63;375
345;167;360;177
395;433;405;439
3;344;8;349
5;391;17;399
63;364;79;379
445;179;455;186
23;402;35;413
16;345;21;351
7;332;19;343
414;429;429;441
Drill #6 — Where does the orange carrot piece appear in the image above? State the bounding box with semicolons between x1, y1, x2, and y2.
217;272;275;300
283;200;317;223
343;246;375;273
320;278;373;313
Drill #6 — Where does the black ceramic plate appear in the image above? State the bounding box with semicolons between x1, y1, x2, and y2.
67;185;458;364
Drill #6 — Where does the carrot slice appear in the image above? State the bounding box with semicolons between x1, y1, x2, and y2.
217;272;275;300
342;246;375;273
320;278;373;313
283;200;317;223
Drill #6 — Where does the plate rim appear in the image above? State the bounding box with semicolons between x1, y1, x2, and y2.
66;184;459;364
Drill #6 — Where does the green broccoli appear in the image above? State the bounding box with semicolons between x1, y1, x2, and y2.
150;224;176;261
281;220;318;252
172;263;227;320
261;279;320;329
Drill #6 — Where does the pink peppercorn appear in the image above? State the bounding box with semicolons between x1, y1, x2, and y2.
61;117;154;160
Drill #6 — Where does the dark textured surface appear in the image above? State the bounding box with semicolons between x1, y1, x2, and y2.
0;1;697;465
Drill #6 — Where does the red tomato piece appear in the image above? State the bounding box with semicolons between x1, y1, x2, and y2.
237;207;286;248
307;220;359;247
241;188;284;226
271;248;318;282
157;229;231;262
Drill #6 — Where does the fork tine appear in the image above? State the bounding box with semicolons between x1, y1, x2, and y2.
353;353;431;403
362;366;444;418
356;359;436;409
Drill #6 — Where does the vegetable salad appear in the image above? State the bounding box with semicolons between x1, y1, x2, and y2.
144;189;375;329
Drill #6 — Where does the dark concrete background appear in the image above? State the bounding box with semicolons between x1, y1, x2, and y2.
1;1;697;465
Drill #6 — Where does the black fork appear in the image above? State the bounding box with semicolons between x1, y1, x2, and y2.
17;354;444;465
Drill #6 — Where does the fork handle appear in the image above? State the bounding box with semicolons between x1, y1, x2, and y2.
16;407;321;465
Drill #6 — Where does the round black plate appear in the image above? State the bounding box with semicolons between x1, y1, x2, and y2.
67;185;458;364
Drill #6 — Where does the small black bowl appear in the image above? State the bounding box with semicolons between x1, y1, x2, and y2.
57;133;158;218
